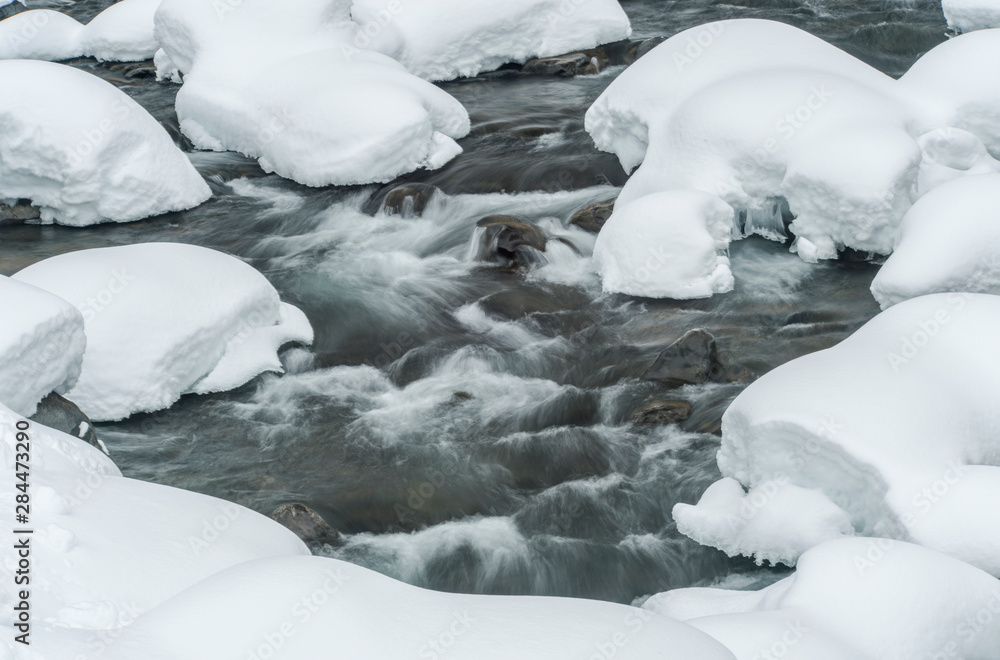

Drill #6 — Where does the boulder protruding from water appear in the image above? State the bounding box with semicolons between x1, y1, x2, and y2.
642;329;726;388
474;215;548;268
522;49;610;76
629;399;693;425
30;392;105;455
270;503;341;547
363;183;441;218
0;199;41;224
569;197;616;233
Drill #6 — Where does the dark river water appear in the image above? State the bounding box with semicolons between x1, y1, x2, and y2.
3;0;948;603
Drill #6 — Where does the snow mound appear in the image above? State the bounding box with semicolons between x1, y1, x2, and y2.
593;190;735;299
645;538;1000;660
898;28;1000;156
153;0;470;186
13;243;314;422
0;398;309;637
0;276;85;417
673;477;854;566
0;0;160;62
871;174;1000;309
86;555;736;660
0;60;210;226
352;0;631;81
676;293;1000;575
943;0;1000;32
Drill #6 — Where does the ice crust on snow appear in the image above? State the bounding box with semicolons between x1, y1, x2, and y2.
0;60;210;226
645;538;1000;660
593;190;735;299
871;174;1000;309
585;20;1000;278
0;276;85;417
153;0;470;187
943;0;1000;32
351;0;631;81
0;0;160;62
674;293;1000;576
13;243;313;422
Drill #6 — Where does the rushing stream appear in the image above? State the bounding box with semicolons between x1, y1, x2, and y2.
2;0;950;604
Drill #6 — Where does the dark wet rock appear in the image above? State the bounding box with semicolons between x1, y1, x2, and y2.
479;284;590;321
0;1;27;20
784;310;843;326
569;197;616;233
724;364;757;384
641;329;726;388
522;48;610;76
629;399;692;425
270;503;342;546
30;392;105;454
363;183;440;218
0;199;41;224
624;36;668;64
452;391;473;401
474;215;548;268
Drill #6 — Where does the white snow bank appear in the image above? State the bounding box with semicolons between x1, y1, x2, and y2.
13;243;313;422
0;60;210;226
585;19;894;174
676;293;1000;575
645;538;1000;660
943;0;1000;32
0;0;161;62
593;190;735;299
153;0;470;186
0;276;85;417
0;399;309;637
871;174;1000;309
898;28;1000;156
352;0;631;81
81;555;736;660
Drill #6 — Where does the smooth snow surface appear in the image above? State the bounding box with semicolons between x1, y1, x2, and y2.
0;60;210;226
0;0;161;62
872;174;1000;308
13;243;313;422
675;294;1000;575
0;276;85;417
943;0;1000;32
645;538;1000;660
351;0;631;81
593;190;735;299
153;0;470;186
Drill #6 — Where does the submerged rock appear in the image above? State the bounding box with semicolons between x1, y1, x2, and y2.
522;48;610;76
642;329;725;388
629;399;692;425
363;182;440;218
569;197;616;233
30;392;105;454
474;215;548;268
479;284;590;320
270;503;341;547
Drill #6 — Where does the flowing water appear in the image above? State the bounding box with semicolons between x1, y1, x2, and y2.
3;0;949;604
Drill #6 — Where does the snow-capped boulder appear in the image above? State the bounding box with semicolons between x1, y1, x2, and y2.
943;0;1000;32
351;0;631;81
673;293;1000;575
0;276;85;417
153;0;470;186
79;555;737;660
13;243;314;422
0;399;309;636
593;190;735;299
871;174;1000;309
0;60;210;226
645;538;1000;660
0;0;161;62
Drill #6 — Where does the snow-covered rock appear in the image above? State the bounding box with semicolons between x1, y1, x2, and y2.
673;293;1000;575
0;276;85;417
871;174;1000;309
943;0;1000;33
13;243;314;422
0;398;309;638
153;0;470;187
0;0;161;62
593;190;735;299
351;0;631;81
898;28;1000;156
0;60;210;226
645;538;1000;660
71;555;736;660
